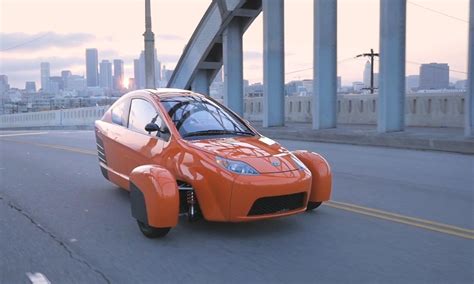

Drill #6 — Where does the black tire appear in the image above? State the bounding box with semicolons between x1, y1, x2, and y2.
137;220;171;238
306;201;322;211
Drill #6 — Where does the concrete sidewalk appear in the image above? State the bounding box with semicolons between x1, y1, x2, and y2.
252;122;474;154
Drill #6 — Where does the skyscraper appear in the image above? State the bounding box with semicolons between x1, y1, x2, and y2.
419;63;449;90
99;60;113;89
113;59;124;90
363;61;371;88
86;48;99;87
136;49;161;89
133;59;142;89
0;75;9;95
40;62;50;93
61;70;72;90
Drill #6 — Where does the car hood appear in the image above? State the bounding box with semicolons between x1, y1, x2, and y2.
188;136;299;173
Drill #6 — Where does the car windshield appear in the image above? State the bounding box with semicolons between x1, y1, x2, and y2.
161;95;254;139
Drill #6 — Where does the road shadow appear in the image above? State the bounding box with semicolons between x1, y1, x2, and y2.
107;185;320;239
176;213;311;239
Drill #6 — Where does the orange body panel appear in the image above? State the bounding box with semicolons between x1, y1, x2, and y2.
129;165;179;228
230;170;311;221
293;151;332;202
94;90;332;224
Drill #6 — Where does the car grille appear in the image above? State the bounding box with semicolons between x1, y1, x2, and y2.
248;192;306;216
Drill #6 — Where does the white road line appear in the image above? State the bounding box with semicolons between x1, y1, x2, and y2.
26;272;51;284
0;132;48;138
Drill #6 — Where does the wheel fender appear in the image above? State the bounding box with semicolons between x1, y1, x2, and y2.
129;165;179;228
292;151;332;202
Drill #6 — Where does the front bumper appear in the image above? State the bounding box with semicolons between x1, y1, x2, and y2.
228;169;312;222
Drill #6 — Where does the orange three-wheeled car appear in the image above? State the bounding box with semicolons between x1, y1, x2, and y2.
95;89;331;238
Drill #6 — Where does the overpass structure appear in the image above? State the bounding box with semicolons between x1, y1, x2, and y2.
167;0;262;117
168;0;474;136
0;0;472;138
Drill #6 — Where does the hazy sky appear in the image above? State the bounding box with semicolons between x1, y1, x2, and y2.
0;0;469;88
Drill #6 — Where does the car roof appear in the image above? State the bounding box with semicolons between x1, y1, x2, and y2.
144;88;205;99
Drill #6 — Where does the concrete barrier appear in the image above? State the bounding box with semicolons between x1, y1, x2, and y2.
0;93;466;129
244;92;465;128
0;106;109;129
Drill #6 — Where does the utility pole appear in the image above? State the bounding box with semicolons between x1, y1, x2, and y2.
356;48;379;94
144;0;156;89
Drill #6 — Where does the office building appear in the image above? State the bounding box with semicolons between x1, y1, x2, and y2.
406;75;420;92
133;59;141;89
25;81;37;93
0;75;9;95
363;61;371;88
419;63;449;90
135;49;162;89
40;62;50;93
100;60;113;89
61;70;72;90
86;48;99;87
353;81;365;92
68;75;86;92
113;59;124;90
161;65;174;85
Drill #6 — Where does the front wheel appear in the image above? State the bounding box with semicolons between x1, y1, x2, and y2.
306;201;322;211
137;220;171;238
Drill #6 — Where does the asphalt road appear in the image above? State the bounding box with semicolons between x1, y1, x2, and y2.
0;130;472;283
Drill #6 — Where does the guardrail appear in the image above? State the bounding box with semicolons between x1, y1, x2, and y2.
0;93;466;129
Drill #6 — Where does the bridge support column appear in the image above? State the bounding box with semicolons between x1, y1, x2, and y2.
263;0;285;127
223;20;243;115
466;0;473;137
313;0;337;130
378;0;406;133
191;70;210;96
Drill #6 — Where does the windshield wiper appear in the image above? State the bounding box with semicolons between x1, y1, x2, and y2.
182;129;254;138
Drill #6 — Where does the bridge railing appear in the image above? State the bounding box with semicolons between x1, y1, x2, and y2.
0;93;465;129
244;92;465;128
0;106;109;129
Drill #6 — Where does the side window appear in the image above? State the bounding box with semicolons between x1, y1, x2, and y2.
111;101;126;126
128;99;162;135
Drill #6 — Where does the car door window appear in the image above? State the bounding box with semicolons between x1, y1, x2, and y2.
128;99;163;136
111;101;127;126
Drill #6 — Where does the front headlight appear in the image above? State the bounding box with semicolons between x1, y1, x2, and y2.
291;155;309;171
216;156;259;175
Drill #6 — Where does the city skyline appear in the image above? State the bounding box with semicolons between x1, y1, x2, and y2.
0;0;470;88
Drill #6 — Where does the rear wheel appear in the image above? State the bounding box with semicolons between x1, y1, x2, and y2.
306;201;322;211
137;220;170;238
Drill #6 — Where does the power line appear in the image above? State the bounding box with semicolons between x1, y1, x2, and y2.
286;59;467;77
285;56;362;75
0;32;51;52
408;1;468;24
405;60;467;74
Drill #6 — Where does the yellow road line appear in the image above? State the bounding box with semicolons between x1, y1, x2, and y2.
3;137;473;240
37;143;97;156
325;202;474;240
0;138;96;156
328;200;474;234
0;132;48;138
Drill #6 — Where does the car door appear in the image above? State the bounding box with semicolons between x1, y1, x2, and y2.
120;97;168;176
102;98;132;181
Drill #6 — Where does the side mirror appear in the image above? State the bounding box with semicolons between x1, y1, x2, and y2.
145;123;160;134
